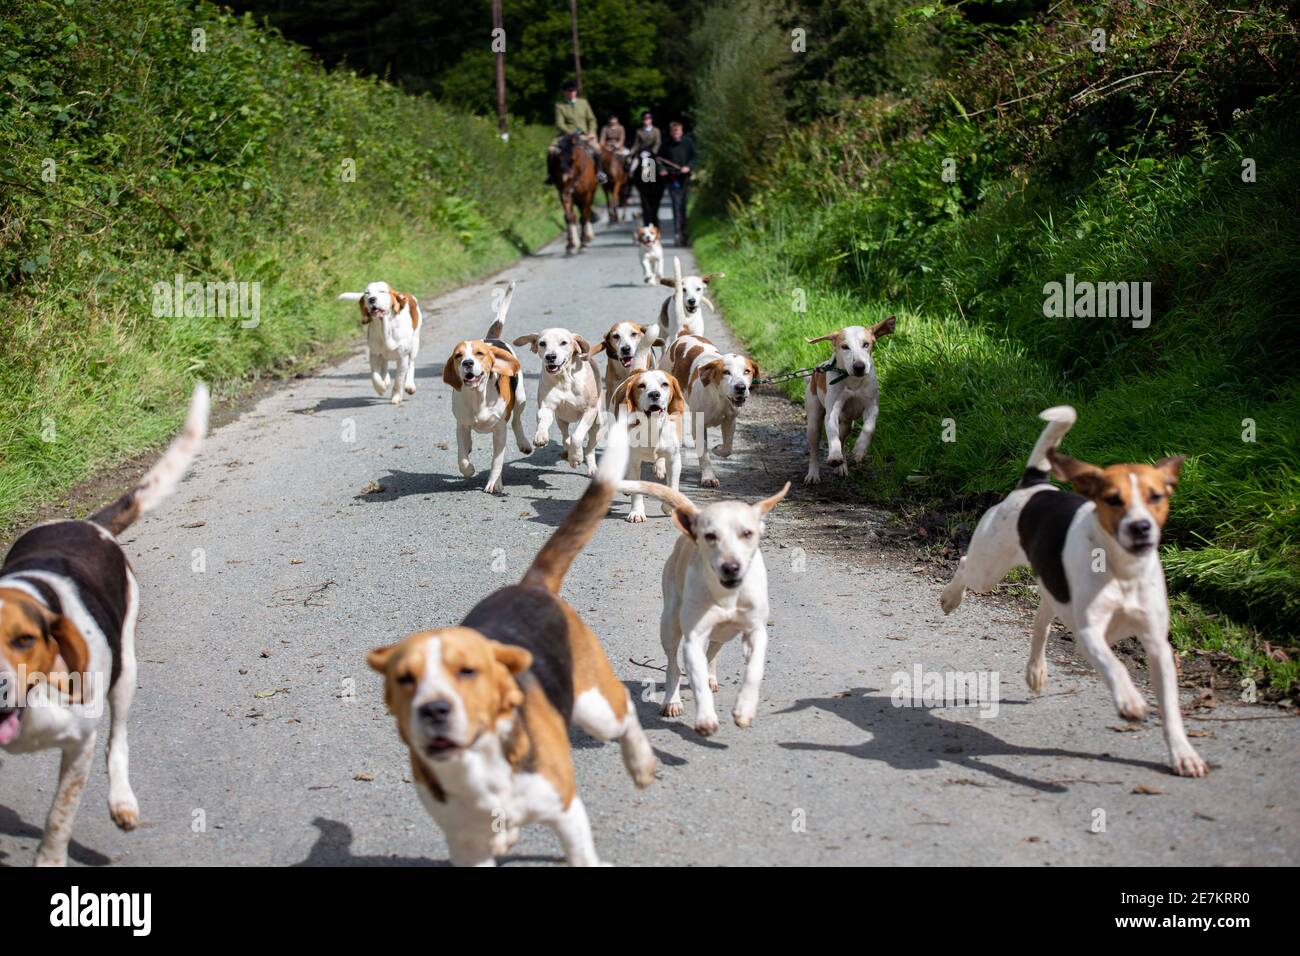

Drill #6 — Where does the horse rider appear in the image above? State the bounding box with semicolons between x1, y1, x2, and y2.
599;114;626;156
546;80;606;184
659;119;697;245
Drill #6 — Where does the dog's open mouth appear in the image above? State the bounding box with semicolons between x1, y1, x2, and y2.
620;355;634;368
719;576;742;590
462;371;482;386
0;707;25;746
545;362;565;374
646;403;665;414
425;735;459;759
730;394;747;407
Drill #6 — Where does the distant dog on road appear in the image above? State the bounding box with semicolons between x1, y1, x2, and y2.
368;420;655;867
634;224;663;284
338;281;422;405
619;479;790;736
803;316;895;484
940;406;1206;777
442;281;531;494
658;258;723;342
1;385;208;865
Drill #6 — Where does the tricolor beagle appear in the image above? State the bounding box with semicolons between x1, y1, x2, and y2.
368;421;656;866
0;384;208;865
617;479;790;736
940;406;1207;777
611;369;687;523
803;317;896;485
338;281;423;405
443;283;532;495
512;327;602;476
634;224;663;285
663;333;758;488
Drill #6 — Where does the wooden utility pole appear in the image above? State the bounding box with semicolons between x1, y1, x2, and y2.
570;0;583;95
492;0;507;140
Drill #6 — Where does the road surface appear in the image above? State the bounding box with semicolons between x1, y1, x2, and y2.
2;208;1296;867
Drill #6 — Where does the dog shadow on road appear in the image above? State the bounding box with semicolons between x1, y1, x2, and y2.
0;803;111;867
776;689;1169;794
355;467;558;502
291;817;561;867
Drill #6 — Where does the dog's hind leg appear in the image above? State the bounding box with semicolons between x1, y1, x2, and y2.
941;502;1023;614
572;682;657;789
552;795;600;866
511;384;533;454
706;640;724;692
1024;599;1053;693
660;605;684;716
804;389;824;485
484;424;508;495
35;734;96;866
106;575;141;830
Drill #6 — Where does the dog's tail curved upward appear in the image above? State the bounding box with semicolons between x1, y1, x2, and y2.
485;280;517;340
1019;405;1077;487
92;384;210;535
522;416;628;593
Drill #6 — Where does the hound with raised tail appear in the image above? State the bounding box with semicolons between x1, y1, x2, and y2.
663;333;758;487
513;326;602;476
618;479;790;736
803;316;896;484
611;369;688;523
940;406;1207;777
658;257;723;342
368;421;656;867
443;281;531;494
634;224;663;285
338;281;422;405
601;319;661;412
0;385;209;866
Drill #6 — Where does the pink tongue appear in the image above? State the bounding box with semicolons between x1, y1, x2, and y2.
0;711;20;745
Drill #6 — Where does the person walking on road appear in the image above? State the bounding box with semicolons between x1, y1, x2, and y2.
659;120;697;245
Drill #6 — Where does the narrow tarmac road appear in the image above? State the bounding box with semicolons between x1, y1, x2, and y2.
2;208;1296;867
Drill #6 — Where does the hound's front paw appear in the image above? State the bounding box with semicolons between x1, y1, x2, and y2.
1170;744;1209;778
1115;688;1149;722
404;383;417;395
110;796;140;830
459;461;475;479
699;475;720;489
372;378;390;397
832;462;849;477
627;510;647;524
390;392;403;406
712;444;732;459
662;699;684;718
804;469;821;485
825;454;844;470
654;459;667;479
693;713;721;737
732;708;754;729
533;431;550;448
484;476;505;495
1025;659;1047;693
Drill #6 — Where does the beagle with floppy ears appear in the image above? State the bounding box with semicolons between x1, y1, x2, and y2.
657;258;723;342
443;282;532;495
338;281;423;405
368;421;656;867
618;479;790;736
803;316;896;485
611;369;688;523
940;406;1207;777
0;385;208;866
634;224;663;285
663;333;758;488
513;327;602;476
601;319;661;412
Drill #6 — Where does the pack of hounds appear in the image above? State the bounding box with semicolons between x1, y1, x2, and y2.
0;246;1208;869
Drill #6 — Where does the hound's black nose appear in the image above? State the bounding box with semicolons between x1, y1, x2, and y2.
647;390;661;401
852;361;867;376
1128;519;1152;538
419;700;452;725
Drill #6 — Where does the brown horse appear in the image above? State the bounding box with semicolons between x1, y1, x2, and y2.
549;133;597;254
599;146;629;223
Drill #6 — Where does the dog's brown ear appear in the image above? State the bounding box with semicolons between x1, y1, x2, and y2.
667;376;687;416
604;330;619;359
512;333;539;351
806;331;839;345
700;359;725;387
754;482;791;518
658;276;678;289
390;291;406;314
612;375;637;414
49;615;89;685
1156;454;1186;490
367;644;399;674
489;346;520;378
442;352;462;390
1048;450;1105;496
745;357;760;381
573;335;592;359
701;272;725;284
871;315;897;340
490;642;531;715
672;506;695;539
358;298;371;324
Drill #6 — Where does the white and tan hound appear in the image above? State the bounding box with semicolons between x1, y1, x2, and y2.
657;258;723;342
611;369;687;523
601;319;661;413
634;223;663;284
513;327;602;476
940;406;1207;777
1;385;208;865
338;281;423;405
368;421;655;867
617;479;790;736
803;316;896;484
663;333;758;488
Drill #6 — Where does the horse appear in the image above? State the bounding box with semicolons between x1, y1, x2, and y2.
549;132;598;255
599;146;629;223
630;149;665;230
